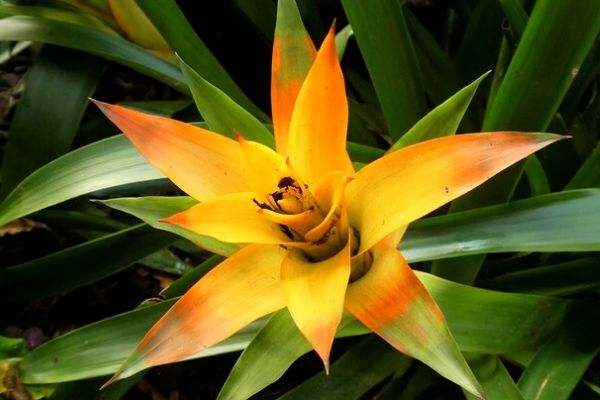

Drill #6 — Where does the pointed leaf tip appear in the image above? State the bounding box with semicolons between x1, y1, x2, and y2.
111;245;286;378
347;131;567;254
272;0;316;155
281;243;351;370
91;100;249;200
345;243;483;397
286;23;352;185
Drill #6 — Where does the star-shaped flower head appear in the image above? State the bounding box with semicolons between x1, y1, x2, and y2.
94;0;563;396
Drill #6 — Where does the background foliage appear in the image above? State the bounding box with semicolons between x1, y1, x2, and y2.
0;0;599;399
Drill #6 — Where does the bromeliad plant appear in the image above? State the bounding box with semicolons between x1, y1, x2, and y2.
94;1;562;397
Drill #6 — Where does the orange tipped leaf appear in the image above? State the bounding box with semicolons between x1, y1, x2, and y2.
271;0;316;155
346;132;565;254
345;243;483;398
92;100;248;200
106;244;287;383
286;26;353;186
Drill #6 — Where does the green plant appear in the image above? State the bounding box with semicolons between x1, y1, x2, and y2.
0;0;599;399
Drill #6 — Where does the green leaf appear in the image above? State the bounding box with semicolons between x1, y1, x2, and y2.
565;143;600;189
0;225;177;302
0;3;116;34
404;9;458;105
484;0;600;132
346;141;384;164
402;189;600;262
416;272;570;354
100;196;238;256
496;0;528;40
0;135;162;227
389;71;490;151
561;36;600;123
0;46;105;197
180;57;274;147
0;16;187;93
217;311;311;400
464;354;524;400
454;0;503;87
517;303;600;400
218;274;569;399
523;155;550;196
116;99;192;116
341;0;427;139
19;301;264;384
278;337;411;400
335;24;353;60
49;375;140;400
481;256;600;297
106;0;169;49
0;336;26;359
378;365;437;400
134;0;266;120
232;0;276;42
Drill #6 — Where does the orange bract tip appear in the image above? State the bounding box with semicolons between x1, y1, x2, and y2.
286;22;352;186
92;100;249;201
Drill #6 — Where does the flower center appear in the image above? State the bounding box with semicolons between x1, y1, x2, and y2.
270;177;308;214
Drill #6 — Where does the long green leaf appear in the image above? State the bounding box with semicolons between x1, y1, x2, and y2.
389;71;489;151
404;9;457;105
402;189;600;262
378;365;437;400
217;311;318;400
1;46;105;197
482;256;600;297
523;155;550;196
0;3;116;33
517;303;600;400
19;301;263;384
49;375;140;400
0;225;176;302
417;273;570;354
565;143;600;189
180;58;274;147
232;0;276;42
341;0;427;140
0;135;162;227
464;354;524;400
0;16;186;93
454;0;503;86
496;0;528;40
134;0;266;119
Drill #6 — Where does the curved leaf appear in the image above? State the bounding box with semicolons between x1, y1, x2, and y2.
19;301;264;384
402;189;600;262
0;16;186;93
389;71;490;151
0;135;162;227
